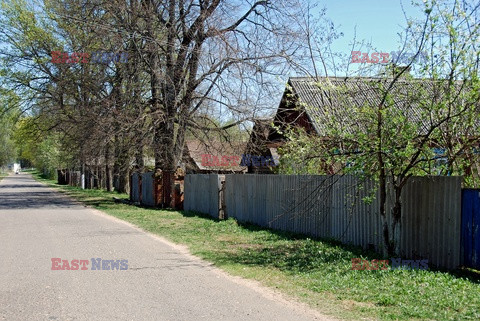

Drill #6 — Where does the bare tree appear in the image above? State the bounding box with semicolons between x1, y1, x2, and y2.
108;0;308;205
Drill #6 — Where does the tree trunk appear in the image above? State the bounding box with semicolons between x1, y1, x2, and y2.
382;181;403;257
390;185;403;255
147;0;175;207
117;166;130;194
377;103;392;255
135;140;144;173
113;135;121;192
105;143;113;192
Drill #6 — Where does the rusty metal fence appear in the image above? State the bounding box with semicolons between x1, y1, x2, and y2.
129;171;184;209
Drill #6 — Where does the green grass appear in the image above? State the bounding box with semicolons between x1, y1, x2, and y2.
31;170;480;321
0;170;9;181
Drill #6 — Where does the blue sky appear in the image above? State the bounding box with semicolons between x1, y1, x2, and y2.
257;1;432;118
321;0;425;55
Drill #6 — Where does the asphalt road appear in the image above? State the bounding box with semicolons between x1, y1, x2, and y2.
0;173;333;321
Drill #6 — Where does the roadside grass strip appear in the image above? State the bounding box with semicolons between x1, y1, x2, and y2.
32;171;480;321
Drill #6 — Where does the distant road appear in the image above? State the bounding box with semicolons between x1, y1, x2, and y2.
0;173;332;321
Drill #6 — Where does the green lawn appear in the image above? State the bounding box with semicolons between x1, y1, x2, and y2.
32;170;480;321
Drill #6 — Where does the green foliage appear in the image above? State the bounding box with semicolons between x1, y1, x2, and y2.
13;117;64;179
0;89;20;166
280;76;480;186
34;136;60;179
276;127;328;174
0;121;17;166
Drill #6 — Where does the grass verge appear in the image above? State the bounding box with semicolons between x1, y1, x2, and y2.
0;171;9;181
32;170;480;321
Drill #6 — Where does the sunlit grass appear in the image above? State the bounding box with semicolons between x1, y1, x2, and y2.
0;170;10;181
31;170;480;321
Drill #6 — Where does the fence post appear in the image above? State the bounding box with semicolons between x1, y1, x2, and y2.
162;171;173;208
154;173;162;207
81;164;85;189
129;173;133;201
138;174;142;204
219;179;226;219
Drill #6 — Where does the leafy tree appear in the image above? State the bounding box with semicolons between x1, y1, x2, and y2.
13;117;66;178
0;119;17;167
275;128;328;175
0;89;20;167
1;0;315;201
278;0;480;256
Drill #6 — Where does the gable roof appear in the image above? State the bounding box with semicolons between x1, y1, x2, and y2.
283;76;471;136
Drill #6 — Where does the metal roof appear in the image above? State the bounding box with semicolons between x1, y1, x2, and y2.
287;76;471;136
185;140;247;172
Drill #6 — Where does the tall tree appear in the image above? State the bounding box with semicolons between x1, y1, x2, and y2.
107;0;307;205
277;0;480;256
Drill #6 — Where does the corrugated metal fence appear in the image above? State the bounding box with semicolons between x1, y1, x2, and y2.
141;172;155;206
131;173;141;203
399;176;462;269
130;172;156;206
184;174;223;219
225;175;385;248
460;189;480;269
130;172;184;209
185;174;462;269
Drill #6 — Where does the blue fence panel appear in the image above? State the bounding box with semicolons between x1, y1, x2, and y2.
461;189;480;269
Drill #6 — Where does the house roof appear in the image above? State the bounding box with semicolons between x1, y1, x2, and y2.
244;118;274;152
285;76;471;136
185;140;247;172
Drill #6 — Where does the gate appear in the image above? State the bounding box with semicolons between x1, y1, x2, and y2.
461;189;480;269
